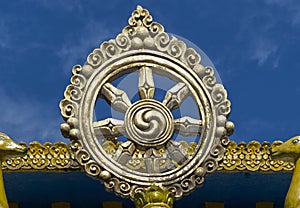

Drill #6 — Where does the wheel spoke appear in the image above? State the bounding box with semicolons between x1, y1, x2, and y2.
100;83;132;113
93;118;125;138
174;116;202;136
162;82;189;110
138;66;155;99
113;141;136;164
166;140;188;165
144;148;163;173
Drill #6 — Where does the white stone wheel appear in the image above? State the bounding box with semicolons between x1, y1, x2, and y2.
60;6;233;199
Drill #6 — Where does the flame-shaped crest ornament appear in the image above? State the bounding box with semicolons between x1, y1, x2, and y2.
60;5;234;203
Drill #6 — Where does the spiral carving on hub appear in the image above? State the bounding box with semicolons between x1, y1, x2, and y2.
125;99;174;149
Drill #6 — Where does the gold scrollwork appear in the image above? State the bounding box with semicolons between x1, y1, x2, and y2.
1;140;294;172
2;142;80;171
219;140;294;172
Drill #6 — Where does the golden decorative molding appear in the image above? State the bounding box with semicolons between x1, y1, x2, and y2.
1;140;294;172
2;142;80;171
218;140;294;172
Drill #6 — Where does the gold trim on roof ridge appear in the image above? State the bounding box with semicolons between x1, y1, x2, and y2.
219;140;294;172
1;140;293;172
2;142;80;171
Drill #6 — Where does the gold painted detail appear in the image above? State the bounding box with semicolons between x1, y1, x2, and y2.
2;142;80;171
134;185;174;208
204;202;224;208
1;140;294;172
219;140;294;171
102;201;123;208
51;202;71;208
256;202;274;208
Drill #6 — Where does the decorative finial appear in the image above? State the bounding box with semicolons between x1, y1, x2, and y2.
128;5;152;27
134;185;174;208
123;5;164;43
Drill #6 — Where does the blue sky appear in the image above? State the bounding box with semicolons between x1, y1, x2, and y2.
1;0;300;143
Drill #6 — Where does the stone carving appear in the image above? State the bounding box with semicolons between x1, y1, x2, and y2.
60;5;233;200
271;136;300;208
0;132;27;208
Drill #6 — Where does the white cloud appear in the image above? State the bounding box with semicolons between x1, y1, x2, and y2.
0;16;47;51
0;89;62;143
250;38;278;66
0;19;11;49
293;10;300;25
233;5;282;68
264;0;300;26
264;0;291;6
29;0;83;12
56;20;115;73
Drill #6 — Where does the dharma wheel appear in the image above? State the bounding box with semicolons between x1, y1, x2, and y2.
60;5;234;207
